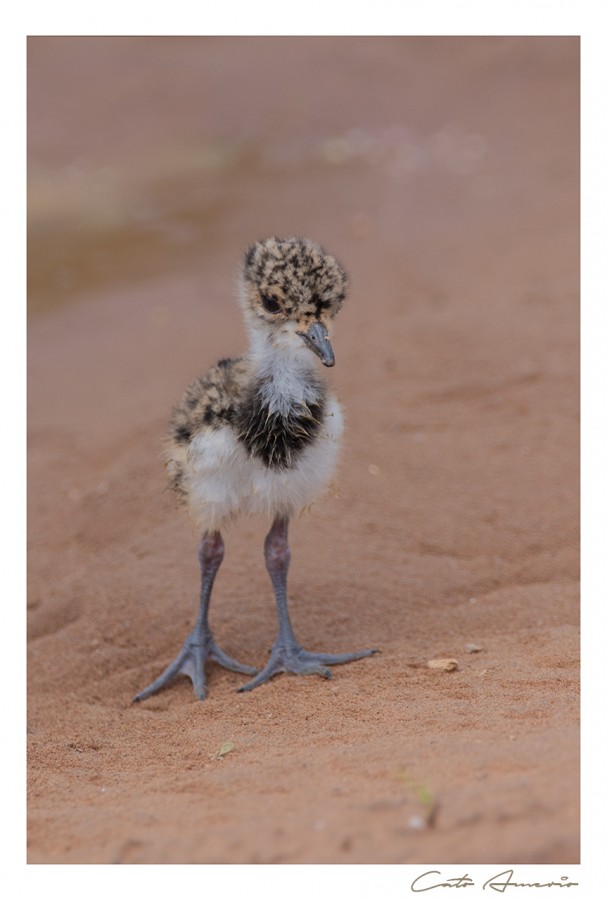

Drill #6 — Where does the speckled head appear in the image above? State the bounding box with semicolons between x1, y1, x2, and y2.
239;237;348;367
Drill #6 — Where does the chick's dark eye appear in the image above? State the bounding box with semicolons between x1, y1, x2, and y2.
261;294;281;314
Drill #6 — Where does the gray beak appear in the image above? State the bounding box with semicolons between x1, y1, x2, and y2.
297;321;335;367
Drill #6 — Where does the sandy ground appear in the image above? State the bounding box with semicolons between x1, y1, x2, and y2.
27;37;579;864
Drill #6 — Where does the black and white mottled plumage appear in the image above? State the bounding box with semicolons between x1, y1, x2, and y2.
165;236;347;530
134;237;377;702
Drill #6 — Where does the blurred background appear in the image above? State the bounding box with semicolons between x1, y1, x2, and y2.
28;36;578;316
28;37;579;865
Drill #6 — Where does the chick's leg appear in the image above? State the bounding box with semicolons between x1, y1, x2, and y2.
239;516;378;693
134;531;256;701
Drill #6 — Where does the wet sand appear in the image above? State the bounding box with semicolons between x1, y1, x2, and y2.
27;37;579;863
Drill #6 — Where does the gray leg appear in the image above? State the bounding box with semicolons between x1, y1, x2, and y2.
134;531;256;701
239;517;378;692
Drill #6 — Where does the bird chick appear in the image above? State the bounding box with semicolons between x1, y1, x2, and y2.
134;237;378;701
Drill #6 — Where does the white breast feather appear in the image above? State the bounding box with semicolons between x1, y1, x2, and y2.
184;394;344;531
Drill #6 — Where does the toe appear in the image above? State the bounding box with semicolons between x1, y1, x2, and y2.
295;659;333;678
209;643;258;675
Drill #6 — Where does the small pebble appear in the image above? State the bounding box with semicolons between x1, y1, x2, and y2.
465;643;483;653
428;658;459;671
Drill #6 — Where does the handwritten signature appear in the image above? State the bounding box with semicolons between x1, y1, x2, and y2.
410;870;579;892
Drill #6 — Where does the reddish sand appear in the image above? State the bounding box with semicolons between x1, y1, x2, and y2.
27;37;579;863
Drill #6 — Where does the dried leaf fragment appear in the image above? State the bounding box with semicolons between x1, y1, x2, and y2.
217;741;235;758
